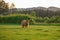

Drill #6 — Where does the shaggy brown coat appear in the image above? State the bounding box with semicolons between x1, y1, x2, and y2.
21;20;29;28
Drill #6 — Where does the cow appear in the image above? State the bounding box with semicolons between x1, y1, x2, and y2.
21;19;30;28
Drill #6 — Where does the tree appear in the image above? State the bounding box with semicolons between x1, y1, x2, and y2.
44;17;50;23
9;3;15;13
50;16;57;23
55;10;60;16
35;17;44;23
0;0;9;15
30;10;36;17
10;3;15;9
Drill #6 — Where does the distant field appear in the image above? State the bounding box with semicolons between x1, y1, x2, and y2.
0;25;60;40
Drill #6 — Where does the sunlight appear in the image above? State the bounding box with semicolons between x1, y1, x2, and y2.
4;0;60;8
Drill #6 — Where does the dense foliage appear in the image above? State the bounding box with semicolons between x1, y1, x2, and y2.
10;7;60;18
0;14;36;24
0;0;9;14
0;0;15;15
0;14;60;24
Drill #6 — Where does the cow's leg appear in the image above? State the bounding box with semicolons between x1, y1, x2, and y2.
25;26;27;28
22;25;24;28
25;25;28;28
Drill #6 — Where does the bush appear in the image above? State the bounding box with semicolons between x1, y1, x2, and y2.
50;16;60;23
35;17;44;23
43;17;50;23
0;14;36;24
0;14;60;24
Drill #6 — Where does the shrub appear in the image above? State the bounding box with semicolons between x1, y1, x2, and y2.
0;14;36;24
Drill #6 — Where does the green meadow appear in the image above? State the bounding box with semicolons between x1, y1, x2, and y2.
0;25;60;40
0;0;60;40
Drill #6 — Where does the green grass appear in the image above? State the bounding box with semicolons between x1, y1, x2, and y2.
0;23;60;26
34;23;60;26
0;25;60;40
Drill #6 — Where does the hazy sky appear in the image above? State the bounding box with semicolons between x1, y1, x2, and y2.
4;0;60;8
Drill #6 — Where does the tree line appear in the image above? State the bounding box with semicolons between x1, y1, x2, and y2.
0;0;60;18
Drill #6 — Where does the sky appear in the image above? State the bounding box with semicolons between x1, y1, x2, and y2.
4;0;60;8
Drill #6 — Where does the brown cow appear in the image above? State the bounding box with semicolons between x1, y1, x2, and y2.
21;19;30;28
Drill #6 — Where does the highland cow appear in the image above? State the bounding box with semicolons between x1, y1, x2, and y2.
21;19;30;28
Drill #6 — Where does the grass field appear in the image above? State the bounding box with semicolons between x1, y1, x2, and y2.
0;25;60;40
